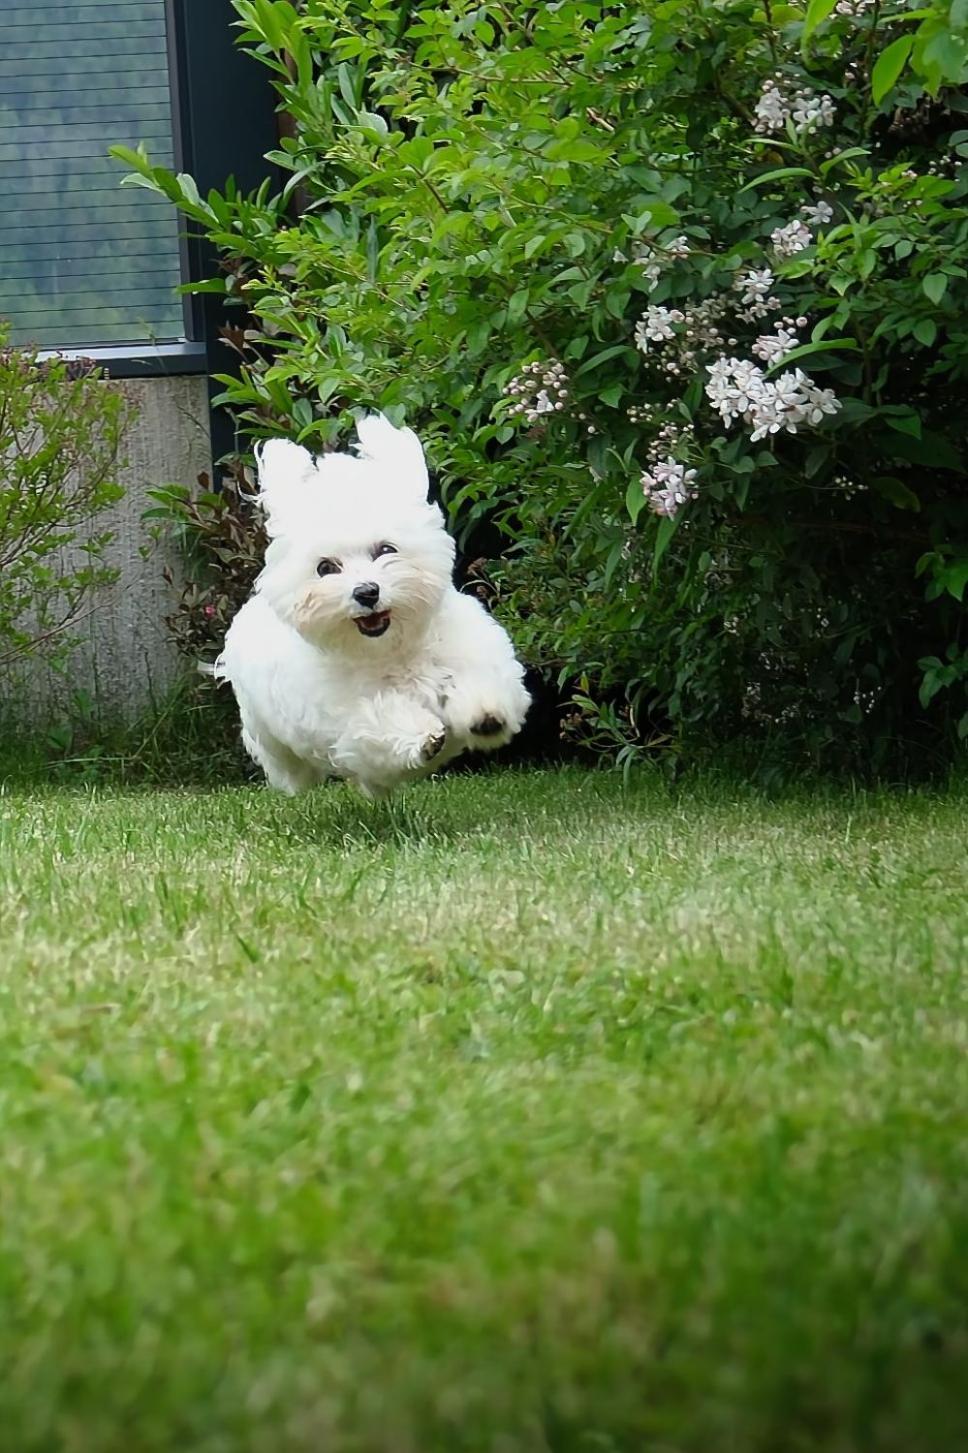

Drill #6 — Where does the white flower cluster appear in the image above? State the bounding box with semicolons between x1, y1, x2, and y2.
853;685;879;714
640;457;698;518
771;218;813;258
751;316;807;366
627;402;657;425
505;358;570;425
735;266;774;306
754;78;790;133
614;245;661;288
639;419;699;518
665;235;692;260
733;266;782;322
634;304;685;352
835;0;874;14
742;680;764;720
705;357;841;442
833;473;868;499
615;236;692;291
793;89;836;134
646;418;696;465
801;200;834;227
674;298;732;372
636;296;735;378
754;78;836;137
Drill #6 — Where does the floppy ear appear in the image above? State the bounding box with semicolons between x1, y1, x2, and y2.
355;413;429;501
255;439;316;536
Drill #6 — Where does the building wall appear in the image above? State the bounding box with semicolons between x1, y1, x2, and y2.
9;374;211;726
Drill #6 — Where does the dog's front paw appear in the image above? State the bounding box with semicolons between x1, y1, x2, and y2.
401;720;448;770
420;729;447;763
443;688;518;750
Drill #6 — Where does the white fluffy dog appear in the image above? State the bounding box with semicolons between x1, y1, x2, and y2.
216;414;530;798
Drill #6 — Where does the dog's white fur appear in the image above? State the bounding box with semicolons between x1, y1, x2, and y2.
217;414;530;798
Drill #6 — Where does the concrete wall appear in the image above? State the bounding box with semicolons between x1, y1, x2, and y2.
7;374;211;727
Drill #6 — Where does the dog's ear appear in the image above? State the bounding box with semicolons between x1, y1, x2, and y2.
255;439;315;536
355;413;429;501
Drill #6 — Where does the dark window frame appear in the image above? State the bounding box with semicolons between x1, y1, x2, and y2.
44;0;277;404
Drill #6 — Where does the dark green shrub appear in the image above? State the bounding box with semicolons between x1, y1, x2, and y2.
138;472;266;776
116;0;968;770
146;471;266;664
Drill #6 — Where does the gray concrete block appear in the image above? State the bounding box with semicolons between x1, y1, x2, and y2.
5;374;212;727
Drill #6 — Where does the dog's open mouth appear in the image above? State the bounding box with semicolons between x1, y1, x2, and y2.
355;610;391;638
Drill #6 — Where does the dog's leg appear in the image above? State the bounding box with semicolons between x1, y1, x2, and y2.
435;594;531;751
241;726;320;796
330;692;448;795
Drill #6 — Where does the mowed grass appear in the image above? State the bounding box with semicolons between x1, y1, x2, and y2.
0;767;965;1453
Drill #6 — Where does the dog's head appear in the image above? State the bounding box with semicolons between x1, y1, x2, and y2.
253;415;455;651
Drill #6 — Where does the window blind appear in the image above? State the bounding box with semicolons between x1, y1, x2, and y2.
0;0;184;349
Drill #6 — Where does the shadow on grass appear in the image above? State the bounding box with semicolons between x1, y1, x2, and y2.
259;769;549;850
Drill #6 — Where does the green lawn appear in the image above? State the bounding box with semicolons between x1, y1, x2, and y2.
0;768;965;1453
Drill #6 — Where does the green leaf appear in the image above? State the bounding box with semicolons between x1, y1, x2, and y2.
738;167;814;194
604;287;631;320
177;172;202;209
626;477;647;523
507;289;530;323
117;172;165;196
872;475;921;511
820;146;870;177
919;670;944;708
875;429;963;470
881;408;922;438
574;345;638;378
356;109;388;137
913;318;938;347
872;35;916;104
623;202;680;231
943;561;968;602
546;138;606;164
109;142;151;176
922;272;948;304
764;338;858;374
177;278;227;296
652;513;680;579
804;445;831;479
802;0;838;43
917;22;968;91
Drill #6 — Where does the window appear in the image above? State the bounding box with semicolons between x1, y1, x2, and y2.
0;0;184;350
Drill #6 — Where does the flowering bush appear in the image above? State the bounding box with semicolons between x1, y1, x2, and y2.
0;328;129;672
117;0;968;769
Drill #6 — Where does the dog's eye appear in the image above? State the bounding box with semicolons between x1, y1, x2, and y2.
373;542;397;558
316;558;340;578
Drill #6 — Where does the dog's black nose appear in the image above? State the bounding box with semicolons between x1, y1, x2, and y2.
352;581;380;608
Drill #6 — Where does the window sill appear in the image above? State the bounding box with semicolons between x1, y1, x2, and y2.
37;340;208;379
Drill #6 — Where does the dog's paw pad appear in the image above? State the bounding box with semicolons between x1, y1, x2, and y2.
421;731;447;763
471;714;506;737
